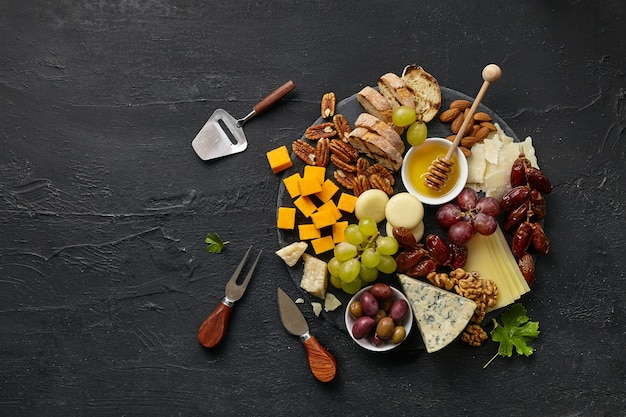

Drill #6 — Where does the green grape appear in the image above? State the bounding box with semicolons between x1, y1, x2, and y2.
334;242;358;261
341;276;363;294
339;258;361;282
344;224;365;245
361;247;382;268
376;236;399;256
391;105;417;127
358;217;378;237
327;257;343;277
406;121;428;147
329;274;342;289
377;254;398;274
360;263;379;283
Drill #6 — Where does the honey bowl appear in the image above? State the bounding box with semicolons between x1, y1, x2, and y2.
400;138;468;206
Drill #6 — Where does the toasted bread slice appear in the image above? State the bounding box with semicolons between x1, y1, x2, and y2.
356;86;403;134
347;128;403;172
354;113;405;155
377;73;415;109
401;65;441;123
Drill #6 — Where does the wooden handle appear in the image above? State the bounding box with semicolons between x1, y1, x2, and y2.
302;335;337;382
445;64;502;161
197;301;233;348
253;80;296;114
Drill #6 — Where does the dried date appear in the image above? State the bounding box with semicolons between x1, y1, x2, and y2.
501;185;530;212
526;167;552;194
512;222;533;257
518;252;535;286
405;258;437;278
392;227;417;249
395;249;425;273
449;244;468;269
530;222;550;255
426;234;452;266
510;157;527;188
504;203;529;231
529;189;547;220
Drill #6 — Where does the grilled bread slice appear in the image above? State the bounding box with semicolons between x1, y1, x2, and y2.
347;127;403;172
354;112;405;155
356;86;403;134
401;65;441;123
377;72;415;109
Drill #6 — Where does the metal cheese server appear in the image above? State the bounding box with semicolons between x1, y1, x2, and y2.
191;80;295;161
277;287;337;382
197;246;262;348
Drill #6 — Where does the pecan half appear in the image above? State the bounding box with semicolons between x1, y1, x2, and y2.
353;174;371;197
329;138;358;163
370;173;394;195
292;139;317;165
333;169;355;189
356;157;371;176
305;122;336;140
330;154;357;172
366;163;395;186
333;114;352;140
321;92;336;119
315;137;330;167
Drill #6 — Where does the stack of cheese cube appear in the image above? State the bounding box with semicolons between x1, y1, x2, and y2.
277;165;358;255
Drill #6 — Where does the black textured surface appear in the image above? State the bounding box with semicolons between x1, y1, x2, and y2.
1;1;625;416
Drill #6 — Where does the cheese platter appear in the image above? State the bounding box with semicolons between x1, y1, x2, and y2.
274;66;548;353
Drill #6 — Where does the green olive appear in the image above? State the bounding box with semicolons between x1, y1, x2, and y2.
349;301;363;319
376;317;395;340
390;325;407;344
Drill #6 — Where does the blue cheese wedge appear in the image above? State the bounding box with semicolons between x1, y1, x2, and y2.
398;274;477;353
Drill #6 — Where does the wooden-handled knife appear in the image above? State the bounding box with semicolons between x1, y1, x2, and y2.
277;287;337;383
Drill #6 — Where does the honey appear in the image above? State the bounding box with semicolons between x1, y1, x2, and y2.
404;140;460;198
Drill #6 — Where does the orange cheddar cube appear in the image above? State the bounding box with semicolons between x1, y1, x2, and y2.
332;221;348;243
277;207;296;230
311;235;335;254
315;179;339;203
298;176;323;196
311;209;336;229
337;193;358;213
266;146;293;174
303;165;326;184
283;173;302;198
294;195;317;218
298;224;321;240
318;200;342;221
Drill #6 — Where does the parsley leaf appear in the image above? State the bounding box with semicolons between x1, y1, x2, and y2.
483;303;539;369
205;233;229;253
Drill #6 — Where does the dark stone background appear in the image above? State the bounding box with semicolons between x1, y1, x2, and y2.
1;1;624;415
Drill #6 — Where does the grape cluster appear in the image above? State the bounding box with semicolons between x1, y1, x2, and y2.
392;106;427;147
435;187;501;246
501;152;552;285
328;217;399;294
393;227;468;278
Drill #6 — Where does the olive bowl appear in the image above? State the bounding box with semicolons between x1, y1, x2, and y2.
344;285;413;352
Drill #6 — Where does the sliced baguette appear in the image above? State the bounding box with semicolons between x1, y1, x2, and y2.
377;73;415;108
401;65;441;123
356;86;403;134
354;112;405;155
347;127;403;172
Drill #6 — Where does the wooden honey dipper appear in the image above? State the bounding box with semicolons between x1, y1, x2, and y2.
424;64;502;191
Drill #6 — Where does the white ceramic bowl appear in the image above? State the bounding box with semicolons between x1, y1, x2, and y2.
401;137;468;206
345;285;413;352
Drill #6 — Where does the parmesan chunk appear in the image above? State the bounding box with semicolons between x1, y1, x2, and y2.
275;241;308;267
300;254;328;299
324;293;342;312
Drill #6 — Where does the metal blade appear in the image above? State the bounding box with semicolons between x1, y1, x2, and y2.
277;288;309;337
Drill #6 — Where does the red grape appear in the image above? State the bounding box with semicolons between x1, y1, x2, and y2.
456;188;479;211
476;196;501;218
435;203;462;229
473;212;497;235
447;221;474;246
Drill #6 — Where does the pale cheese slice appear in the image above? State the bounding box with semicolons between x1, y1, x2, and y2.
275;241;308;267
398;274;477;353
300;254;328;299
466;143;487;184
492;225;531;294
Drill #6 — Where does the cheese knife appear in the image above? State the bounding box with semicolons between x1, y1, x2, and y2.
276;287;337;382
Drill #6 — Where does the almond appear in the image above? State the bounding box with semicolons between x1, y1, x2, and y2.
439;107;461;123
473;112;492;122
451;114;465;134
449;99;471;109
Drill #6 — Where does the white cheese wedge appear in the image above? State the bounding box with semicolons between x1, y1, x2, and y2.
275;241;308;267
300;254;328;299
398;274;477;353
324;293;342;312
